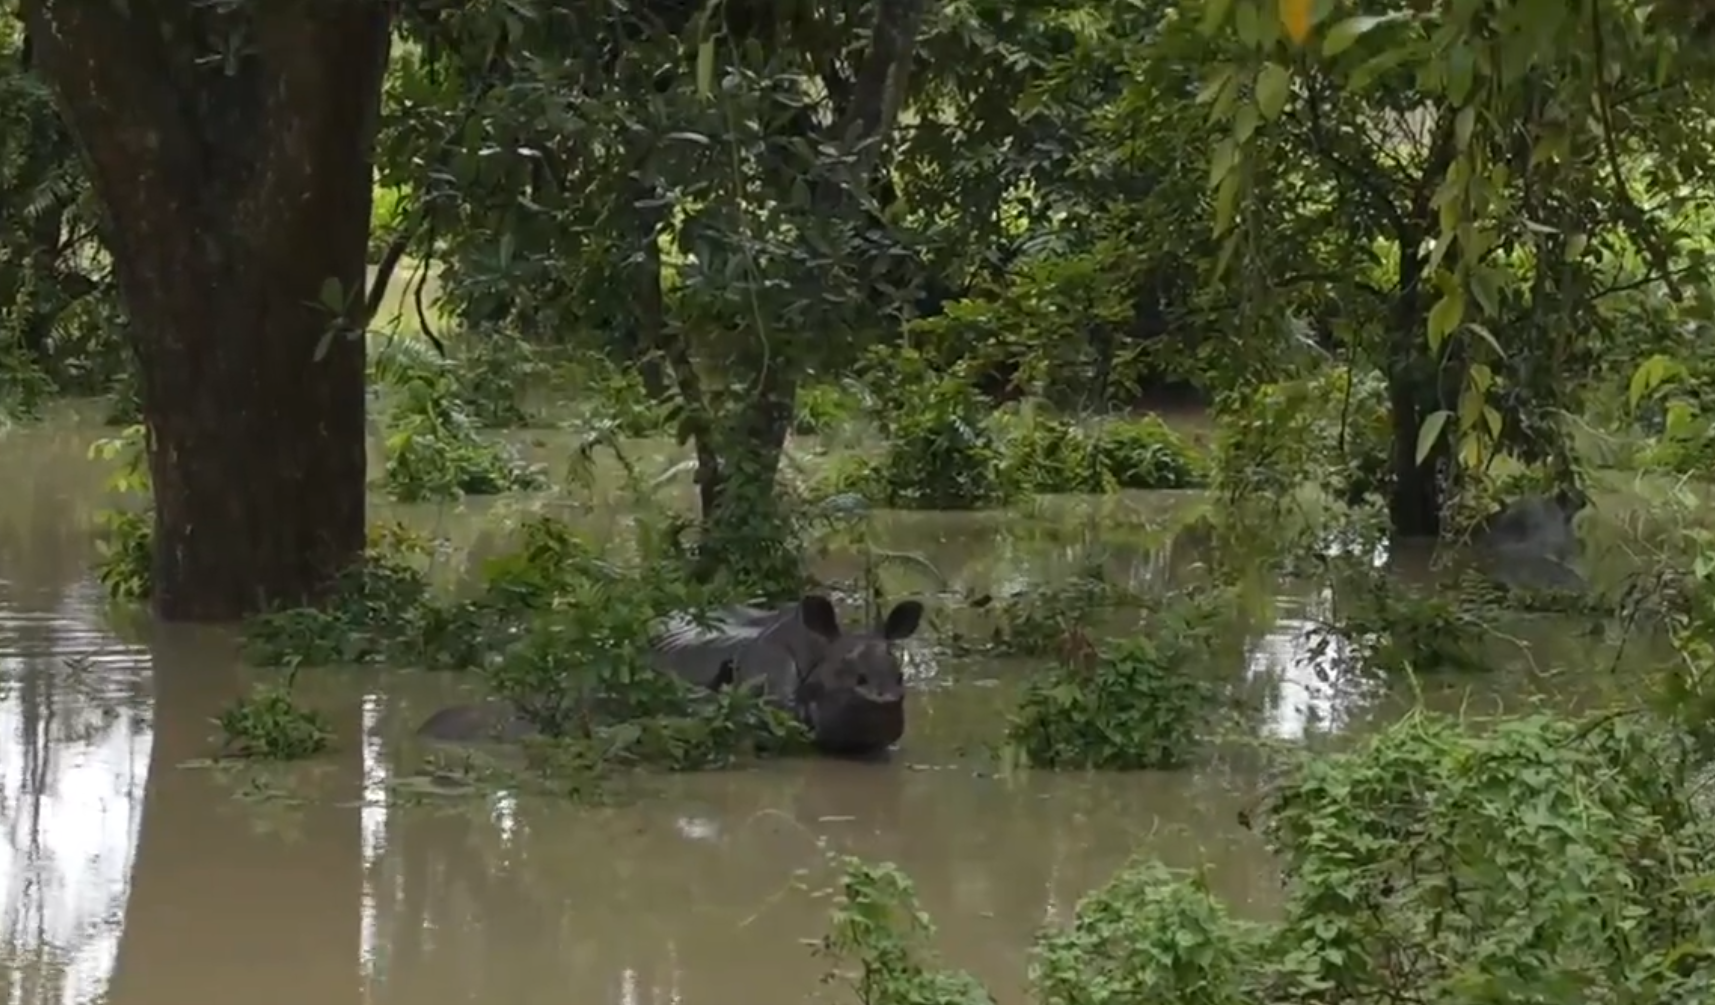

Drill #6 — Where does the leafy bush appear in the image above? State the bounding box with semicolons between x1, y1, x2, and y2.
816;857;995;1005
1256;710;1715;1004
242;514;810;785
793;379;868;436
381;369;547;502
818;708;1715;1005
1000;410;1207;494
215;675;333;760
91;424;154;602
1212;365;1390;504
1006;586;1230;769
842;347;1008;509
1032;859;1263;1005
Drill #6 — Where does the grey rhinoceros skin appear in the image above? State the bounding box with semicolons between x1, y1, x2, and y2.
1472;488;1590;592
415;595;925;757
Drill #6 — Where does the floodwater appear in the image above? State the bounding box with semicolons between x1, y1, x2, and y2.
0;406;1641;1005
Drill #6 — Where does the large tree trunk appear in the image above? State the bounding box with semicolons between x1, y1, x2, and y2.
26;2;392;620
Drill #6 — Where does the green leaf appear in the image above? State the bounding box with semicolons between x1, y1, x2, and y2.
1234;0;1259;45
1214;231;1240;277
1322;15;1387;56
1415;410;1452;466
1629;354;1685;409
1213;169;1242;236
1445;43;1476;105
1201;0;1236;36
317;277;344;313
1426;290;1464;350
1468;265;1500;317
1208;137;1239;190
1233;103;1259;142
1255;63;1292;120
1196;64;1237;106
1465;322;1505;359
696;38;715;97
1454;105;1476;150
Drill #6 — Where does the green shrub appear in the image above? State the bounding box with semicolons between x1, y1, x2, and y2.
1006;586;1230;770
1032;859;1262;1005
1212;365;1390;502
854;348;1008;510
793;380;868;436
1092;415;1206;489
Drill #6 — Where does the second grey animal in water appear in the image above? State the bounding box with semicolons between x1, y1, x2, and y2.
416;595;925;757
1472;487;1590;592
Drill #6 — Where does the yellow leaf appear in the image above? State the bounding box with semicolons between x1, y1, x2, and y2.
1280;0;1314;44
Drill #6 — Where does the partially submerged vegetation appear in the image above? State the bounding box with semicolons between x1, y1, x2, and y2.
6;0;1715;998
820;708;1715;1005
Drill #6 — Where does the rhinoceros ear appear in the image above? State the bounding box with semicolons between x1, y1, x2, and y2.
881;600;924;640
799;595;841;639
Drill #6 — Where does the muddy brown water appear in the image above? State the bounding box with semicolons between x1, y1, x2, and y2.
0;406;1647;1005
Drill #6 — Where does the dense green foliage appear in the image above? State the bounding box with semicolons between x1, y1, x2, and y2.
822;708;1715;1005
10;0;1715;999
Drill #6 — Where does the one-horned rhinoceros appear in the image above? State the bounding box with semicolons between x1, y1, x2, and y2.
415;594;926;757
1471;487;1591;592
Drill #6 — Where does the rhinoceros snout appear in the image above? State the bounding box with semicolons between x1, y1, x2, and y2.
807;690;905;756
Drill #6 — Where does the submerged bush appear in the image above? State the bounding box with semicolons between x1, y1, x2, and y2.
1006;585;1232;770
381;369;548;502
1212;365;1390;505
816;857;995;1005
818;708;1715;1005
242;514;810;784
1301;557;1490;678
1031;859;1263;1005
91;424;154;602
869;355;1009;510
819;390;1206;508
1256;710;1715;1004
215;675;333;760
1001;410;1206;494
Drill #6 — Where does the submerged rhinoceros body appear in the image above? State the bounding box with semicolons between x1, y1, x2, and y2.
1472;488;1590;592
415;595;925;756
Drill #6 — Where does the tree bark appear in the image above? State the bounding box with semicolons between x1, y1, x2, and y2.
25;1;392;620
1385;252;1444;539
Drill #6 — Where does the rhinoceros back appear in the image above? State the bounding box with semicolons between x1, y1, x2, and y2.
650;603;825;695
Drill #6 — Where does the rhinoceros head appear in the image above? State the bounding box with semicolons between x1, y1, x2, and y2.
791;595;924;756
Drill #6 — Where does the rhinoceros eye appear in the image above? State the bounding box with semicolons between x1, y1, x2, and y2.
854;672;869;688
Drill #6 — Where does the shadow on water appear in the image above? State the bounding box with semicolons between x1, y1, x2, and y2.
0;409;1646;1005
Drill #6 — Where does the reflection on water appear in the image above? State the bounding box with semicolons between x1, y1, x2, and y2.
0;411;1624;1005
